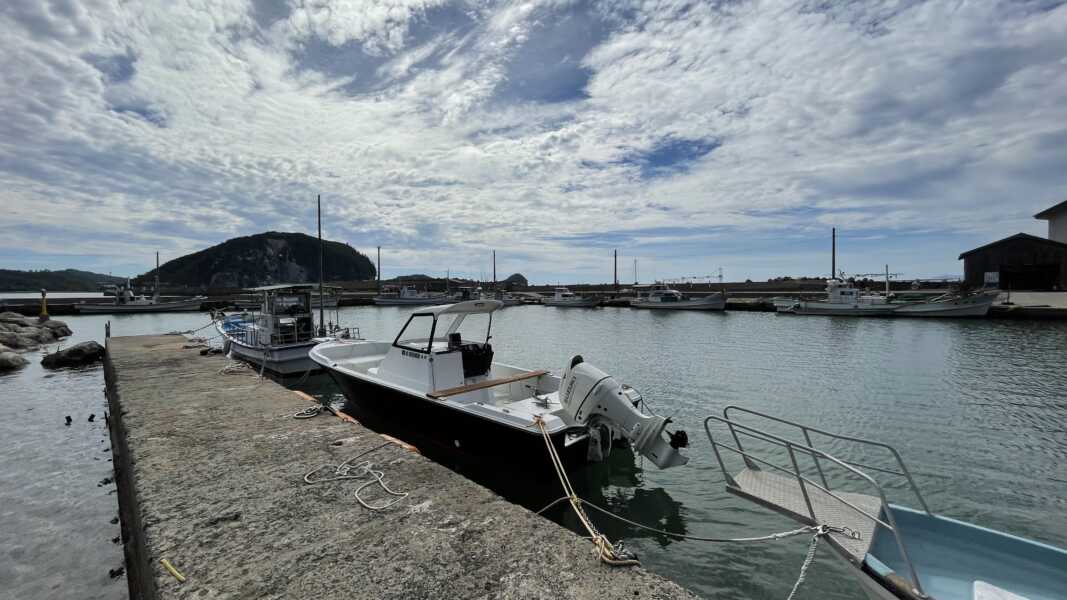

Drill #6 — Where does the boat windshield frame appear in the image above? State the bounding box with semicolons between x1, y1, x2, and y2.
392;302;497;352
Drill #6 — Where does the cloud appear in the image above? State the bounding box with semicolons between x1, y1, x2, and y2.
1;0;1066;283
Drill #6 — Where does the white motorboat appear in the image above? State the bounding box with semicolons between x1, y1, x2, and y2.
629;283;725;310
542;287;600;307
216;284;357;375
310;300;689;470
374;285;450;306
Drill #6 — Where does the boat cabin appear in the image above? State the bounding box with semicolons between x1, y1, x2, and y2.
825;279;888;306
634;283;686;302
552;287;576;299
246;284;316;346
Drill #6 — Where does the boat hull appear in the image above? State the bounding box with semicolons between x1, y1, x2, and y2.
373;297;450;306
630;296;725;310
324;368;590;469
788;302;896;317
223;335;321;375
542;299;600;308
77;297;206;313
890;295;995;318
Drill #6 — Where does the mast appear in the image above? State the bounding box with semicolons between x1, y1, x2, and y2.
376;246;381;294
633;259;638;285
885;264;890;296
831;228;837;280
154;251;160;303
492;250;496;290
317;195;325;336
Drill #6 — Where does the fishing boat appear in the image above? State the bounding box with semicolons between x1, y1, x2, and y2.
778;279;897;317
78;254;206;313
374;284;450;306
629;283;725;310
309;299;689;470
492;289;523;307
779;279;997;318
215;284;356;375
542;287;600;307
705;407;1067;600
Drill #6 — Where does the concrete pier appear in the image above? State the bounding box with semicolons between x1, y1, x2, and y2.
104;334;697;600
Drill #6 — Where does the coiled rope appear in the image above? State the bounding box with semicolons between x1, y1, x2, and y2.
303;442;409;511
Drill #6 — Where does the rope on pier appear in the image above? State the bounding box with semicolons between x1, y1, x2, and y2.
533;417;855;593
533;418;640;567
303;442;409;511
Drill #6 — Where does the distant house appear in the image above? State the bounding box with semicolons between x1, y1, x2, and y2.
959;200;1067;290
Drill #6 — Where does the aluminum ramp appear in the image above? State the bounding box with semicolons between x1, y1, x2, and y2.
729;467;882;564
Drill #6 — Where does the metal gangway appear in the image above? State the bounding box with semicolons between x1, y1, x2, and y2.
704;406;931;598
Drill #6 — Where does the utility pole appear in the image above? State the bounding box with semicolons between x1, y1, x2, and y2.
633;259;638;285
614;249;618;293
492;250;497;290
317;195;325;336
376;246;381;293
831;228;837;280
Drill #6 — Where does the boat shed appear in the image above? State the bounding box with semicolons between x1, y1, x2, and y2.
959;233;1067;290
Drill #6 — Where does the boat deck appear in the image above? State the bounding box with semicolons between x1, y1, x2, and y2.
729;467;881;563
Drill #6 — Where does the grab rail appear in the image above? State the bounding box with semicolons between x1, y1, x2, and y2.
704;412;927;597
722;405;930;514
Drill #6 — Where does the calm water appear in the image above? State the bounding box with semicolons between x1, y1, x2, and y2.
2;306;1065;599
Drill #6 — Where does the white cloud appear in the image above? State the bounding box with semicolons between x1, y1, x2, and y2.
1;0;1066;282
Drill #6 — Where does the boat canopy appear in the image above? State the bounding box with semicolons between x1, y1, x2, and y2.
413;300;502;317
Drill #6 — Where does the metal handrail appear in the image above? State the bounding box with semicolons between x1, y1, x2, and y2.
723;405;931;514
704;414;926;597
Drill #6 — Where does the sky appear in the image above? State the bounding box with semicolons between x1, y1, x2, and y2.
1;0;1066;284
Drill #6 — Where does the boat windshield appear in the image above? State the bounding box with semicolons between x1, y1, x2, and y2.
438;313;491;344
272;294;309;315
394;314;435;352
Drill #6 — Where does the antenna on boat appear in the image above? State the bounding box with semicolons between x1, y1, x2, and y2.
317;194;325;337
154;251;160;303
831;228;837;280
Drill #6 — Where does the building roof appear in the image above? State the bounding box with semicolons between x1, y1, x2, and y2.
1035;199;1067;220
413;299;502;317
958;232;1067;259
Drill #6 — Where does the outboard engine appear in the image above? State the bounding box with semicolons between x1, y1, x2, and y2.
559;356;688;469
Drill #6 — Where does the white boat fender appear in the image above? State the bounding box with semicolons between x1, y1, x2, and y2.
560;355;688;469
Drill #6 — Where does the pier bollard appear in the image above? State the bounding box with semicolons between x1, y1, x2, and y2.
38;288;49;322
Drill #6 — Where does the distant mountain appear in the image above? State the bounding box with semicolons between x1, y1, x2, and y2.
139;232;376;289
0;269;125;292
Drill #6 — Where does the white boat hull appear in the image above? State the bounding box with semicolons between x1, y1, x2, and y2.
373;297;449;306
890;295;995;318
225;337;321;375
787;303;896;317
543;298;600;308
630;295;725;310
78;297;206;313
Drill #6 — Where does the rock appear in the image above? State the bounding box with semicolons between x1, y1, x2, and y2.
0;351;29;371
41;341;105;369
41;320;73;337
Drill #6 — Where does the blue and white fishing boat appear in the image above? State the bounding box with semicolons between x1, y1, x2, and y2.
705;407;1067;600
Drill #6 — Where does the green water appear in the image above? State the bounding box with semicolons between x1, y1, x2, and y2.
2;307;1065;599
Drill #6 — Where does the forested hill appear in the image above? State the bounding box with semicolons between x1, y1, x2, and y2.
139;232;376;289
0;269;124;292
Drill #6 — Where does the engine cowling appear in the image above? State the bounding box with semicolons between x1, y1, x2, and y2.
559;356;688;469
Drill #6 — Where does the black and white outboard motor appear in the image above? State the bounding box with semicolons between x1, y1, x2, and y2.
559;355;688;469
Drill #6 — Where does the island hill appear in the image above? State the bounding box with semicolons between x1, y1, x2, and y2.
0;269;125;293
136;232;376;291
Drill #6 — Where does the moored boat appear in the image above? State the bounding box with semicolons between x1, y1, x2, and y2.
705;407;1067;600
78;254;206;313
374;284;450;306
779;279;896;316
215;284;356;375
629;283;725;310
310;300;689;470
890;290;997;318
542;287;600;307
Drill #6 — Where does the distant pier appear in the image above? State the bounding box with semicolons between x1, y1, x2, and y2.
103;334;696;599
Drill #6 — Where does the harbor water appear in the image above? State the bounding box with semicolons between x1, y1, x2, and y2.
2;305;1065;599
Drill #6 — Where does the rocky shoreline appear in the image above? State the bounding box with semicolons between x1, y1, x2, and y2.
0;312;74;371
